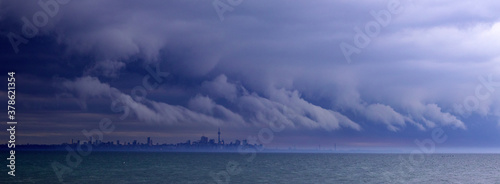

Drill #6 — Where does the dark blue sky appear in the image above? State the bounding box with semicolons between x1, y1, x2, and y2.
2;0;500;152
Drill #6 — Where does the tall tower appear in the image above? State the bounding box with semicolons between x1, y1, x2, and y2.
218;127;221;144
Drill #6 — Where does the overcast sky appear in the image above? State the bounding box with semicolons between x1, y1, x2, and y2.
2;0;500;152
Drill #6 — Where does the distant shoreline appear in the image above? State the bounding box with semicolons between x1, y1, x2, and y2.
4;145;500;154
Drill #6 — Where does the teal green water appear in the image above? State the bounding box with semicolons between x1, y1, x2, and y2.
2;151;500;183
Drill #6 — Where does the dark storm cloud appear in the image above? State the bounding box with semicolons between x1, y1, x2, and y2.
2;0;500;147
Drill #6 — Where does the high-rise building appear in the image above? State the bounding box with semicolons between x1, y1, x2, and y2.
200;136;208;144
218;128;221;144
147;137;151;146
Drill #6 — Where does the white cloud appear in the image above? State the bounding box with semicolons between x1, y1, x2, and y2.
61;76;362;132
363;104;406;131
62;76;226;126
201;74;237;101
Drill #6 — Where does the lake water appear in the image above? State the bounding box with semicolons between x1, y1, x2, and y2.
2;151;500;183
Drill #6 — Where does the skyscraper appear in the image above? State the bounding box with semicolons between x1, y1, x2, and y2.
218;127;221;144
200;136;208;144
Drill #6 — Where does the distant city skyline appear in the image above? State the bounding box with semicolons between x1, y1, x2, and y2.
65;128;239;147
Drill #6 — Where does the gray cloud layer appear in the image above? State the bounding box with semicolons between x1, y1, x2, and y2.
3;0;500;146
